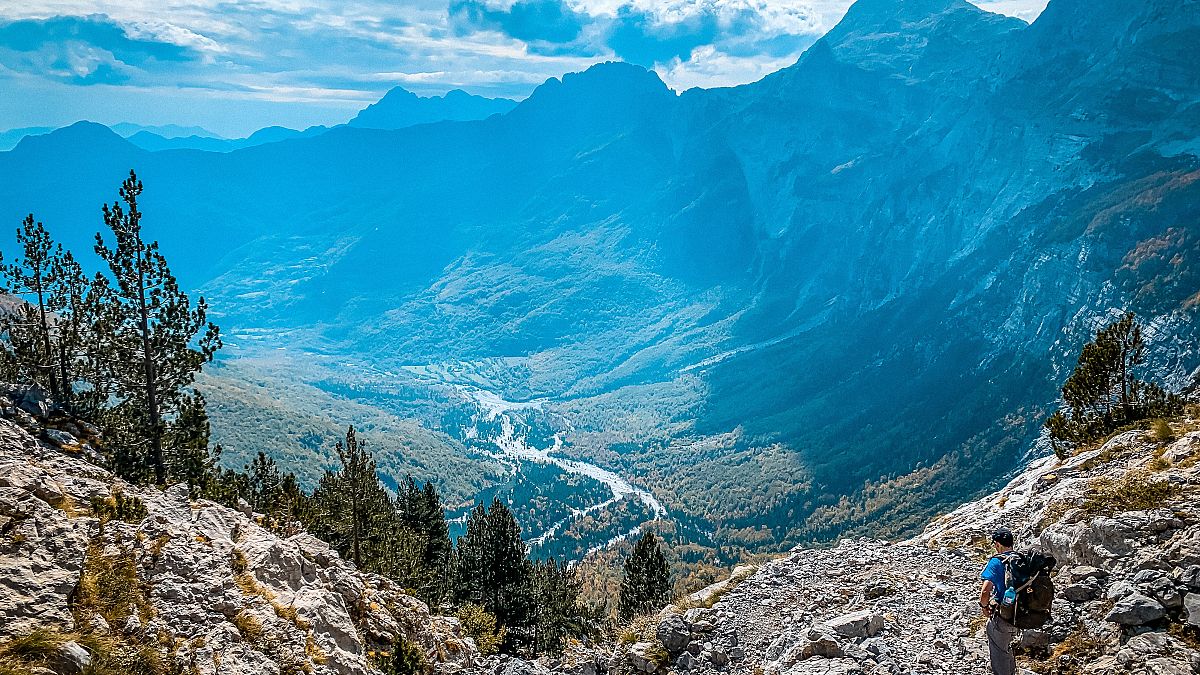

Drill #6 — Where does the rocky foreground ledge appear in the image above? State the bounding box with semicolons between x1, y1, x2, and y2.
488;428;1200;675
0;398;478;675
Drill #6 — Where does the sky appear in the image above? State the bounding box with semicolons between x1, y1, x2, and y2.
0;0;1048;138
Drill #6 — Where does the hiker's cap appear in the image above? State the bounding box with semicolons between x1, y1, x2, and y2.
992;528;1014;547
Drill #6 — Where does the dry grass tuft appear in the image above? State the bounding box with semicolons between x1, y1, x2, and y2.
1082;469;1181;516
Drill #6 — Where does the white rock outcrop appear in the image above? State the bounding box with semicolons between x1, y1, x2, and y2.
0;417;477;675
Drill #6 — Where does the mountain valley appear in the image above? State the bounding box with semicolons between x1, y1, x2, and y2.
0;0;1197;563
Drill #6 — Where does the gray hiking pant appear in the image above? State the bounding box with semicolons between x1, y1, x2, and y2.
986;615;1017;675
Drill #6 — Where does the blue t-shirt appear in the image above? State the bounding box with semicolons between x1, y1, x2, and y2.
981;556;1008;603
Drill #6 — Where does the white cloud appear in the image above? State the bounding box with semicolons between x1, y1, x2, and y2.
655;42;803;91
0;0;1050;134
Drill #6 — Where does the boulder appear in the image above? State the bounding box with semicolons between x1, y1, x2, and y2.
655;613;691;653
1133;569;1165;585
1147;577;1182;609
822;609;884;639
14;386;50;418
1062;577;1101;603
1066;566;1109;583
1184;593;1200;628
1164;433;1200;463
1181;565;1200;592
627;642;661;674
1104;592;1166;625
800;628;844;659
48;641;92;675
1105;581;1135;601
1020;630;1051;650
42;429;77;449
786;658;864;675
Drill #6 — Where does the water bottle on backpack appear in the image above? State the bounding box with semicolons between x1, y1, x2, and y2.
1002;586;1016;607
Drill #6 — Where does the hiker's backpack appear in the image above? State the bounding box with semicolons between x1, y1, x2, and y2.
993;549;1057;629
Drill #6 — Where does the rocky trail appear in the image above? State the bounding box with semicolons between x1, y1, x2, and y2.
490;427;1200;675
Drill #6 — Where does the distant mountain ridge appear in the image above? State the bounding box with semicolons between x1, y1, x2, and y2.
348;86;517;129
0;0;1196;555
0;85;516;154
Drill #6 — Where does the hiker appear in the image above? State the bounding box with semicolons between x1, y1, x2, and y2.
979;528;1017;675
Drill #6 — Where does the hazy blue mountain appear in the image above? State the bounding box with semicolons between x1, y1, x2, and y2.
0;126;54;152
109;123;222;139
348;86;518;129
0;0;1197;553
1;122;224;153
125;125;332;152
125;131;236;152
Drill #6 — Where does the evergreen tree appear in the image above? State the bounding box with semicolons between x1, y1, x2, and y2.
618;531;671;622
93;170;220;484
1046;312;1182;454
47;250;93;415
162;392;219;493
529;557;586;655
455;498;533;645
1;215;64;399
306;426;394;570
396;476;453;605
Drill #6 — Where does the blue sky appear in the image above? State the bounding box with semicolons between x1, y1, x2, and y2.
0;0;1048;138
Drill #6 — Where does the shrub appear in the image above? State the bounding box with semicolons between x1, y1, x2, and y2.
0;628;67;662
1151;418;1174;442
90;491;148;524
1044;625;1106;675
455;604;504;656
616;614;656;645
371;637;427;675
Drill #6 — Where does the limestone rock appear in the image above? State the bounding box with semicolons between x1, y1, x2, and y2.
0;416;477;675
627;642;660;673
656;613;691;653
48;641;92;675
1104;592;1166;625
822;610;884;639
1184;593;1200;628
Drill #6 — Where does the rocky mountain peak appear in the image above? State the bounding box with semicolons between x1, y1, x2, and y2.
348;86;517;130
833;0;978;31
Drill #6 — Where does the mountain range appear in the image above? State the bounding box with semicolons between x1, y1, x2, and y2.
0;86;516;153
0;0;1197;555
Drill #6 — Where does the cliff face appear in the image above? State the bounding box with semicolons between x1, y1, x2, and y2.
0;397;479;675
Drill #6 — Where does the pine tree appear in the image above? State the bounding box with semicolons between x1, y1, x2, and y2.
93;170;221;484
306;426;394;569
455;498;533;644
395;476;453;605
46;250;92;415
1046;312;1182;454
618;531;671;622
529;557;585;655
1;215;63;400
162;391;218;493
